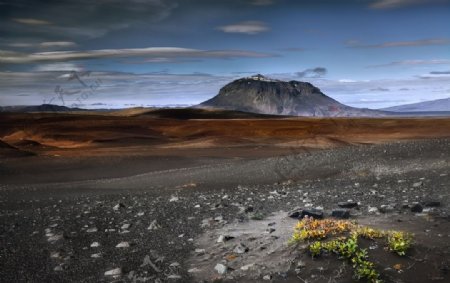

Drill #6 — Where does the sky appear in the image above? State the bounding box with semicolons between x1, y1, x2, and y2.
0;0;449;109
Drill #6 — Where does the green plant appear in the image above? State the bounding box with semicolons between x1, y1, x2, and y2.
354;259;381;283
309;241;322;257
291;219;413;283
337;234;359;259
387;231;413;256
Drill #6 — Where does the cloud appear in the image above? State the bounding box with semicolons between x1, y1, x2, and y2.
217;21;269;34
346;38;450;48
430;70;450;74
12;18;51;25
34;63;84;72
279;47;306;52
296;67;327;78
8;41;77;49
369;0;438;9
368;59;450;68
370;87;390;91
250;0;275;5
0;47;275;64
3;0;177;40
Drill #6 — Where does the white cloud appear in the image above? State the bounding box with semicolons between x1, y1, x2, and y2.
34;63;84;72
370;0;431;9
0;47;274;64
217;21;269;34
338;79;357;83
12;18;51;25
8;41;77;49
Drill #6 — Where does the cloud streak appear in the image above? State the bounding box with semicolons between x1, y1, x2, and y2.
368;59;450;68
8;41;77;49
0;47;275;64
346;38;450;48
370;0;437;9
12;18;51;25
217;21;269;34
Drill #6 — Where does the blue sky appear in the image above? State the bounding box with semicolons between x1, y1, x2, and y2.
0;0;449;108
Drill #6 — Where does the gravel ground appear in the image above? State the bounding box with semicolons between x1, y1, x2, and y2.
0;138;449;282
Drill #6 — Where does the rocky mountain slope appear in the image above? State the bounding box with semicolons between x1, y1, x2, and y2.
198;74;385;117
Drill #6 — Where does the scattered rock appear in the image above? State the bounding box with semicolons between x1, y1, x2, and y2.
116;241;130;248
233;243;249;254
214;263;227;275
121;223;131;230
244;206;254;213
113;203;125;211
412;181;423;188
105;268;122;276
86;227;98;233
217;235;234;243
379;204;395;213
423;201;440;207
240;263;255;271
169;196;179;202
289;208;323;219
195;248;206;255
411;203;423;213
331;209;350;219
301;209;324;219
338;201;358;209
368;206;379;214
288;207;302;219
148;220;160;230
47;234;63;242
263;275;272;280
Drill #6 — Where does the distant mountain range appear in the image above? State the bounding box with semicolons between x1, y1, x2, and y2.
382;97;450;112
198;74;385;117
0;104;86;113
1;76;449;117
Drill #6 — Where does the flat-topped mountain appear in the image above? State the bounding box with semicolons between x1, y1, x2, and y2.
198;74;385;117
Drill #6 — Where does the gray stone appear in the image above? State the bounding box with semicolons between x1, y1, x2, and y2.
411;203;423;213
338;201;358;209
233;243;249;254
105;268;122;276
332;209;350;219
215;263;227;275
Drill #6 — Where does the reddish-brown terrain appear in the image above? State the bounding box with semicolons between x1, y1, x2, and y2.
1;109;450;158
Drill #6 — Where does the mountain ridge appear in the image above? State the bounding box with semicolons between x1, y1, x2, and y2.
382;97;450;112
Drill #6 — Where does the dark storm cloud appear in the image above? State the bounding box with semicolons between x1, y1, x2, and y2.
0;0;177;42
296;67;327;78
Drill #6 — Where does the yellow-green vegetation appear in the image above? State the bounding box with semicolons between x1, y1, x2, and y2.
291;217;414;283
387;231;413;256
